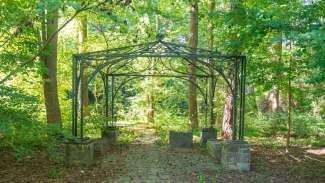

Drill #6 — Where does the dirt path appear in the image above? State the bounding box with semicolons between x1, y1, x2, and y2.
101;123;220;182
2;123;325;182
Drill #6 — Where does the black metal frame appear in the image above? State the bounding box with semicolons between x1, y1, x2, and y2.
71;39;247;140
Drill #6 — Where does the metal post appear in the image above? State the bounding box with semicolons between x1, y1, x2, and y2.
239;57;247;140
104;74;109;125
205;77;208;126
239;58;243;139
232;59;239;140
72;57;78;137
111;75;115;124
79;63;84;138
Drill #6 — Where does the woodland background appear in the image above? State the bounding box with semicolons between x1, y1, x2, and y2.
0;0;324;159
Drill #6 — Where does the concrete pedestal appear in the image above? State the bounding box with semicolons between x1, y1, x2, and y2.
207;140;251;171
102;128;119;145
207;140;223;162
221;140;250;171
64;138;94;166
93;138;107;157
200;128;217;144
169;131;193;149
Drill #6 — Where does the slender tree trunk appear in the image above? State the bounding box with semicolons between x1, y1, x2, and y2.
147;94;154;123
78;15;89;116
207;0;216;127
188;0;199;128
269;85;281;112
270;31;283;113
286;43;293;152
41;7;61;124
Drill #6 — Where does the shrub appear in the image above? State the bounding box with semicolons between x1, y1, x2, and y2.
0;86;64;159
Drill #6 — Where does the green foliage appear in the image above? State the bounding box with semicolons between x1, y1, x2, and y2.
150;110;190;144
0;86;66;158
1;0;325;159
246;111;325;139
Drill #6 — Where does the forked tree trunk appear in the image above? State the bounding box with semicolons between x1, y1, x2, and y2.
207;0;216;127
41;7;61;124
78;15;89;116
188;0;199;128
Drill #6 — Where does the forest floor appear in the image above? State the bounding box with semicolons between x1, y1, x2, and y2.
1;123;325;182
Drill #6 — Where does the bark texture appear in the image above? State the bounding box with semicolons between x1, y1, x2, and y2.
41;7;61;124
222;86;234;139
188;0;199;128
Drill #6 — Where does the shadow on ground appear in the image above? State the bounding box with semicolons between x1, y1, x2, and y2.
1;124;325;182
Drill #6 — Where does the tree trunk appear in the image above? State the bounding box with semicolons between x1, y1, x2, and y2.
78;15;89;116
221;0;239;139
269;85;281;112
286;43;293;152
207;0;216;127
188;0;199;129
147;94;154;123
222;87;233;139
41;7;61;124
270;31;283;113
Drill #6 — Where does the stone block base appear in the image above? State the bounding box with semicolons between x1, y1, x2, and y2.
169;131;193;149
221;140;250;171
102;128;119;145
64;138;94;166
200;128;217;144
207;140;223;162
93;138;107;158
207;140;251;171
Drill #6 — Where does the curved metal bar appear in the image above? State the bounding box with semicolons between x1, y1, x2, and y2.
87;42;158;83
160;41;234;94
161;41;209;75
76;41;158;58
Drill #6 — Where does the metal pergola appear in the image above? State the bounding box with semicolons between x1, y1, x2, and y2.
71;38;247;140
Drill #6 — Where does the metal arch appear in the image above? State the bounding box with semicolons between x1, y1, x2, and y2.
160;41;235;94
71;39;247;140
86;43;158;83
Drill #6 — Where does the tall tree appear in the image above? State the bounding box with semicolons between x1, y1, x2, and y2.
41;4;61;124
188;0;199;128
269;31;283;113
207;0;216;127
221;0;242;139
78;14;89;116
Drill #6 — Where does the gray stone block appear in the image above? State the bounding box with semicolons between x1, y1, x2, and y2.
102;128;119;145
93;138;106;157
221;140;251;171
169;131;193;149
207;140;224;162
200;128;217;144
207;140;251;171
64;138;94;166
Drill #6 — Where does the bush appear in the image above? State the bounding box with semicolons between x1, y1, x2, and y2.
0;86;64;158
245;111;325;139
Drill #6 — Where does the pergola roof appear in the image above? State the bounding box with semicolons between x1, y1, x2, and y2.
74;40;244;61
71;38;247;140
